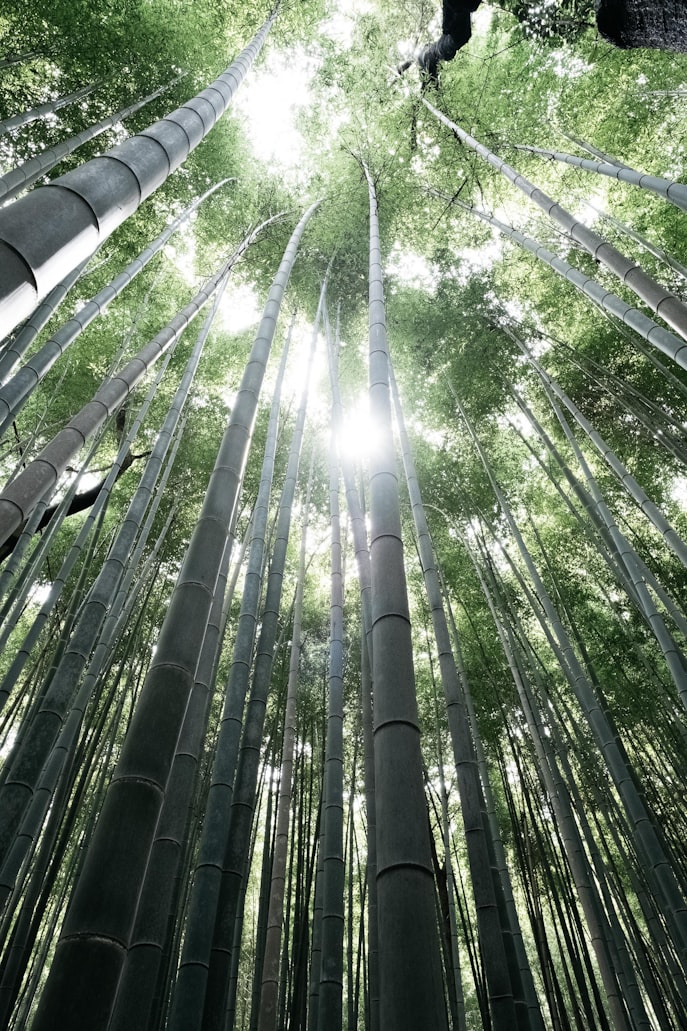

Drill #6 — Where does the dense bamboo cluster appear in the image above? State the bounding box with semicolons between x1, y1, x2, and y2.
0;3;686;1030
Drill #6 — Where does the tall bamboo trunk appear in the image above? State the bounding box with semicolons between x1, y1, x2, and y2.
363;164;448;1031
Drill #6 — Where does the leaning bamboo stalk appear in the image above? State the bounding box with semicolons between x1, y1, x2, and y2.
0;82;99;136
391;365;530;1030
511;333;687;572
0;272;218;886
442;194;687;372
455;396;687;965
107;522;232;1031
167;315;294;1031
0;219;267;550
513;143;687;213
0;258;90;382
422;98;687;342
594;209;687;285
0;7;278;337
200;290;322;1031
0;177;233;403
258;465;312;1031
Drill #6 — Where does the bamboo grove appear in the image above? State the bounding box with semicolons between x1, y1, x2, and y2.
0;1;686;1028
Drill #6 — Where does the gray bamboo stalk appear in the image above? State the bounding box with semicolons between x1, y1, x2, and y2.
325;300;378;1019
0;269;217;895
0;265;160;680
28;200;316;1031
0;178;233;399
421;98;687;343
0;49;44;69
199;286;322;1031
0;82;99;136
593;208;687;285
441;585;543;1031
454;396;687;964
168;315;293;1031
430;672;466;1031
0;75;184;204
390;365;524;1029
0;233;253;551
442;194;687;372
161;208;317;1031
258;462;313;1031
513;142;687;213
505;387;687;644
316;399;345;1031
108;528;233;1031
0;7;278;337
0;423;109;661
362;163;448;1031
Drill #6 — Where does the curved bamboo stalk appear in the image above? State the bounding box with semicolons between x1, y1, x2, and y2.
0;258;90;380
362;163;448;1031
513;143;687;213
0;219;265;549
0;272;218;892
422;98;687;342
0;7;278;337
593;208;687;285
512;334;687;572
454;396;687;968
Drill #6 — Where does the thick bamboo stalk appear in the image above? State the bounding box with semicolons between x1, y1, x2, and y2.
0;178;233;402
0;75;184;204
444;194;687;371
0;221;261;549
0;8;277;337
363;164;448;1031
